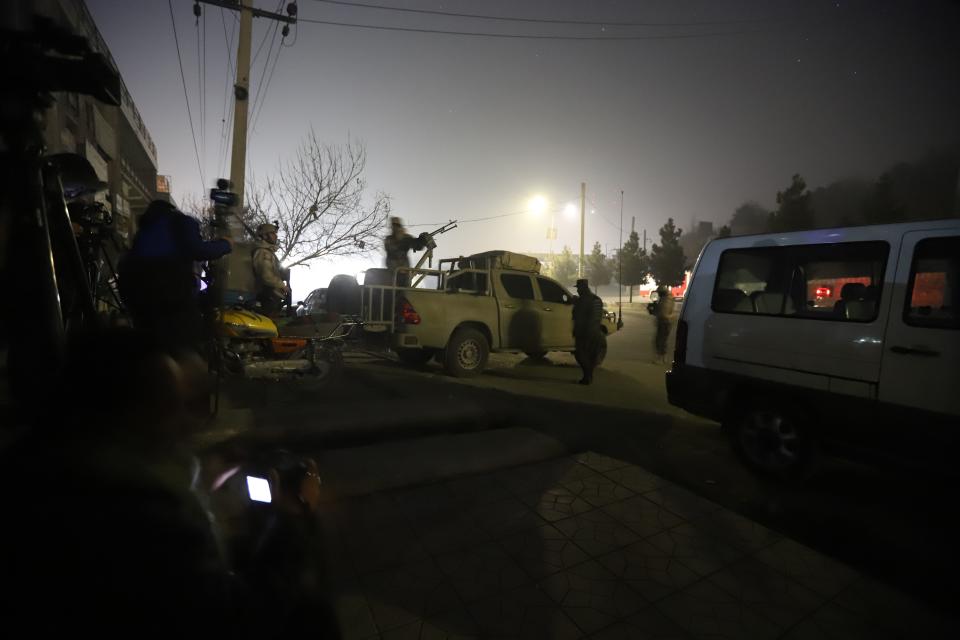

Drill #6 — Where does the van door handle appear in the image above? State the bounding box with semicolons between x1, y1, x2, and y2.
543;307;553;312
503;303;516;309
890;345;940;357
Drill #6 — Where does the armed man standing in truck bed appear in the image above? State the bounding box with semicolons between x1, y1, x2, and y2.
572;278;605;385
384;217;430;286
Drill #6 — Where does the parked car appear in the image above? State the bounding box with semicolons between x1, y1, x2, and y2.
300;287;327;316
666;219;959;478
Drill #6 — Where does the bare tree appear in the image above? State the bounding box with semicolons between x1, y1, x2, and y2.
245;131;390;269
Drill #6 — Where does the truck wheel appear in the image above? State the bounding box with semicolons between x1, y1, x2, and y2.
445;328;489;377
397;348;433;367
727;401;814;481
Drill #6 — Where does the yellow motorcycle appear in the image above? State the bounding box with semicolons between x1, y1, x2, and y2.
213;304;351;384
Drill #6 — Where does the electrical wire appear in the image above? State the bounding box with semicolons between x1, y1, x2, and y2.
248;12;282;137
168;0;206;189
307;0;774;28
296;17;769;40
217;8;237;178
251;36;285;132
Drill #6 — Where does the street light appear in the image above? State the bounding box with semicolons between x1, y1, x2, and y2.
528;195;548;216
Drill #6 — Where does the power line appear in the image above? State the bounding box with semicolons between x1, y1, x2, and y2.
296;16;768;41
217;9;238;179
249;9;282;137
251;33;285;132
168;0;206;189
307;0;774;28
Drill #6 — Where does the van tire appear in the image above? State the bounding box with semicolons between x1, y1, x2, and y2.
727;400;814;481
445;328;489;377
396;348;433;367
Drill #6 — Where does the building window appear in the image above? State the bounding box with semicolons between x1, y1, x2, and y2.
904;236;959;330
712;241;889;322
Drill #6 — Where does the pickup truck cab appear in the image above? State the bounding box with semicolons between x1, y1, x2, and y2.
360;250;618;376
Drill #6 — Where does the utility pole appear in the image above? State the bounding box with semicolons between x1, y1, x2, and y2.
618;189;623;326
197;0;296;240
579;182;586;278
643;228;648;253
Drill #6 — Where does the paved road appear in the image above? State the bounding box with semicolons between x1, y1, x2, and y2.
214;307;959;617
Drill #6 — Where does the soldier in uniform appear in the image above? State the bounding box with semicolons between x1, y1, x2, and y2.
572;278;605;385
384;217;429;285
252;222;289;315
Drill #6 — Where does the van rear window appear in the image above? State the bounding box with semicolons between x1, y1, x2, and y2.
712;241;889;322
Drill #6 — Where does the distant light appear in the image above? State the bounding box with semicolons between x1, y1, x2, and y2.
246;476;272;503
529;195;548;215
564;203;577;218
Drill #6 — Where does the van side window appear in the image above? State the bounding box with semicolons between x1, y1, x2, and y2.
500;274;535;300
712;241;888;322
904;236;960;330
537;278;571;304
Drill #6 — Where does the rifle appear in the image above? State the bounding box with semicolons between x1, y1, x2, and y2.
413;220;458;270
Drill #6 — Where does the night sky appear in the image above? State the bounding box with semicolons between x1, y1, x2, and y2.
86;0;960;296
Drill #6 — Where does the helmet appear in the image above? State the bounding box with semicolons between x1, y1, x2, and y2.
257;223;278;237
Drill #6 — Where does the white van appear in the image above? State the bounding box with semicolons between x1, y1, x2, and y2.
666;219;959;477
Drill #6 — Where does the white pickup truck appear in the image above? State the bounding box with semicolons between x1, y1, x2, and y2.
360;250;620;377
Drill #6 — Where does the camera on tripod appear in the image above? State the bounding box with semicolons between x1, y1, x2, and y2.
69;201;113;231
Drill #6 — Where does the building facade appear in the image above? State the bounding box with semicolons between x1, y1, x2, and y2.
35;0;158;245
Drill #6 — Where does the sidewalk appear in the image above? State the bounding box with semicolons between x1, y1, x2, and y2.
314;452;956;639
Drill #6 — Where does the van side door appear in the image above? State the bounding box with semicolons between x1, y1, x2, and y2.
879;231;960;421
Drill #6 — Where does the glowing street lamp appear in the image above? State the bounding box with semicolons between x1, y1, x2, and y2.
528;195;548;216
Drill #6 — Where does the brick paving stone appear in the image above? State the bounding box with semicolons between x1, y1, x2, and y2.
539;559;648;635
498;458;601;495
643;485;724;521
410;511;493;555
575;452;633;474
361;558;465;632
435;541;531;603
344;522;431;575
462;495;545;537
589;606;692;639
706;558;825;632
754;538;859;598
781;602;889;640
600;465;666;495
687;509;782;553
330;588;380;640
601;495;685;539
378;606;481;639
517;485;595;522
554;508;642;558
645;523;745;577
467;584;584;639
498;523;591;580
563;473;637;508
443;473;515;507
596;540;700;603
656;579;782;640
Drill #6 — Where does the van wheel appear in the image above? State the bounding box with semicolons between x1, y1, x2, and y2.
396;348;433;367
445;328;489;377
728;402;813;480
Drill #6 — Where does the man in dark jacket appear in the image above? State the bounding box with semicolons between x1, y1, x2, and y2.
572;278;605;385
119;200;232;350
384;217;429;286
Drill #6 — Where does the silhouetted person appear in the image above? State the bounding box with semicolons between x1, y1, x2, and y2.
572;278;604;385
119;200;232;351
654;285;676;363
252;222;289;316
0;328;338;638
384;216;428;286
